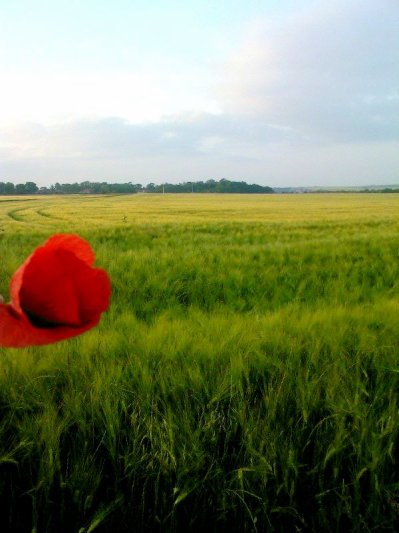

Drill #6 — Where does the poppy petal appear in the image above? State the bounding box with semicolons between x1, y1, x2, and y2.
1;233;111;348
10;234;97;314
19;248;81;326
19;247;110;326
43;234;95;266
74;266;111;323
0;303;99;347
10;233;95;312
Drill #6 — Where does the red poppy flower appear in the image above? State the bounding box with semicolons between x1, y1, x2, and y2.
0;234;111;347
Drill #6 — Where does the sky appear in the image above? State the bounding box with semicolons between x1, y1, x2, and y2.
0;0;398;187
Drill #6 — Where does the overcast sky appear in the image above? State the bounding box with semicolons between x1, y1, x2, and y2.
0;0;398;187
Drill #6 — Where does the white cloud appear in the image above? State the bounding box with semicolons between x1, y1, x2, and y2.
0;67;220;126
220;0;399;142
1;115;398;187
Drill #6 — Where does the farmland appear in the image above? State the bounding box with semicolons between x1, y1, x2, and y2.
0;193;399;531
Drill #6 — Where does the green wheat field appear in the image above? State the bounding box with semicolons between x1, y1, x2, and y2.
0;193;399;532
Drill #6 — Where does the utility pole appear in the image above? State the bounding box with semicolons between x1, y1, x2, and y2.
162;183;165;194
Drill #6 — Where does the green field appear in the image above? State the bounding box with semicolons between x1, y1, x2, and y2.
1;193;399;532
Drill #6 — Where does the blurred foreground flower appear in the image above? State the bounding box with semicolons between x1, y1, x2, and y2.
0;234;111;347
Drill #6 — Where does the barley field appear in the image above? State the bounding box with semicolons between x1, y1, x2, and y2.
0;193;399;532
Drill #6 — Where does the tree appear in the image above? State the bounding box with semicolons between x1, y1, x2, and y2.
24;182;38;194
15;184;27;194
4;182;15;194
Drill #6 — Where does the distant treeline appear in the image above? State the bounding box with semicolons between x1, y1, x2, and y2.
0;179;275;195
361;188;399;193
303;188;399;194
146;179;274;194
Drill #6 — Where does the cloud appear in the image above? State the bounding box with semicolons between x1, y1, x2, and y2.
0;113;296;161
1;0;398;186
1;114;398;186
0;67;220;126
220;0;399;143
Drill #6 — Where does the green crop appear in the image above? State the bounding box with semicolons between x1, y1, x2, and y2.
0;193;398;531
